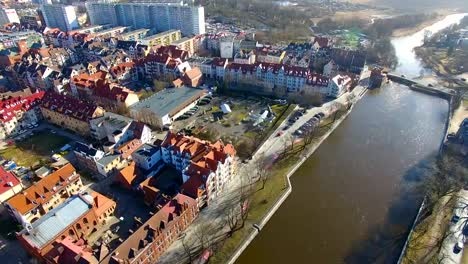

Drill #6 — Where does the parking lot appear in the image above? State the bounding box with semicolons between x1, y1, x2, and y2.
172;94;290;159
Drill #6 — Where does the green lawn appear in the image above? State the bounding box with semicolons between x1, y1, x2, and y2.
209;155;299;263
210;108;345;263
0;131;70;168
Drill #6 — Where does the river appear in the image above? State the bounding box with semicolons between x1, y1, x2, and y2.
237;14;466;264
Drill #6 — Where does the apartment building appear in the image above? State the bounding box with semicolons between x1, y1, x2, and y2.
161;132;237;207
4;164;84;226
0;91;44;139
0;8;20;25
119;28;150;41
328;74;352;98
73;142;105;175
89;112;152;148
101;193;198;264
85;2;118;26
40;5;78;32
0;167;23;203
40;92;105;136
141;29;181;47
131;143;162;171
96;154;125;177
70;71;139;111
86;2;205;36
171;36;196;56
17;192;115;262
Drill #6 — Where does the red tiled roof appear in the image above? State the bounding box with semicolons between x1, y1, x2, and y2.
313;36;330;48
94;82;132;103
154;45;187;61
0;91;45;123
162;132;236;197
40;92;100;122
111;61;135;76
72;71;108;88
45;236;97;264
211;57;227;67
0;166;21;196
6;164;78;215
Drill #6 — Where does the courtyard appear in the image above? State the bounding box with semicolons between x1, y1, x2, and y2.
0;130;71;168
172;94;293;160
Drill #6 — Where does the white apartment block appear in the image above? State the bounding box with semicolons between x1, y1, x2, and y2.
0;8;20;25
40;4;78;32
85;2;118;26
86;2;205;36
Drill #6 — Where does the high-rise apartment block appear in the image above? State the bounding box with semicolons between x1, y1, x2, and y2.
85;2;205;36
40;4;78;32
0;8;20;25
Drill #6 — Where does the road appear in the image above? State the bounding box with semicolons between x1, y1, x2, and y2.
159;70;370;263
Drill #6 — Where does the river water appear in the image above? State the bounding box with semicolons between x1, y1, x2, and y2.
237;14;466;264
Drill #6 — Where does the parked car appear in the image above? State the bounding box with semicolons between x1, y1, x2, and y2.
454;241;463;254
276;131;284;137
282;125;290;131
451;215;460;223
51;154;62;162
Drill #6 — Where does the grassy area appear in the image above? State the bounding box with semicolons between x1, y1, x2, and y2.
415;46;468;75
210;111;340;263
209;155;299;263
402;195;455;263
0;131;70;167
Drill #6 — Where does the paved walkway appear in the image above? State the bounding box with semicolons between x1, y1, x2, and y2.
158;71;370;263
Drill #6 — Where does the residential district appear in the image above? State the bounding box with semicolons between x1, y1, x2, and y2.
0;0;466;264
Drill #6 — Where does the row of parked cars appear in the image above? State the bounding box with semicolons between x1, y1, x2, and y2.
294;112;325;136
0;158;32;179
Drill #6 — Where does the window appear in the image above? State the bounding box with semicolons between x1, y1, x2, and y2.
83;217;88;224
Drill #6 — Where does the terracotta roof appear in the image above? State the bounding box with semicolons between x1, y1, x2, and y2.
184;67;202;80
45;236;98;264
72;71;108;88
162;132;236;196
118;139;142;160
110;61;135;76
172;78;183;87
6;164;78;215
116;162;138;187
91;191;116;218
313;36;330;48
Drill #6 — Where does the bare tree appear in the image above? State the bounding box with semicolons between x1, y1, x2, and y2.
224;205;240;236
193;222;215;251
239;178;254;228
181;233;194;263
254;154;270;190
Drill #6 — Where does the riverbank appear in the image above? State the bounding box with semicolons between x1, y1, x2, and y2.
209;85;368;264
392;13;447;37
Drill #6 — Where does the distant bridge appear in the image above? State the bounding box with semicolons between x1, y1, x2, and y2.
387;74;455;99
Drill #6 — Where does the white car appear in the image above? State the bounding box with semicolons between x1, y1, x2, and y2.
51;154;62;162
